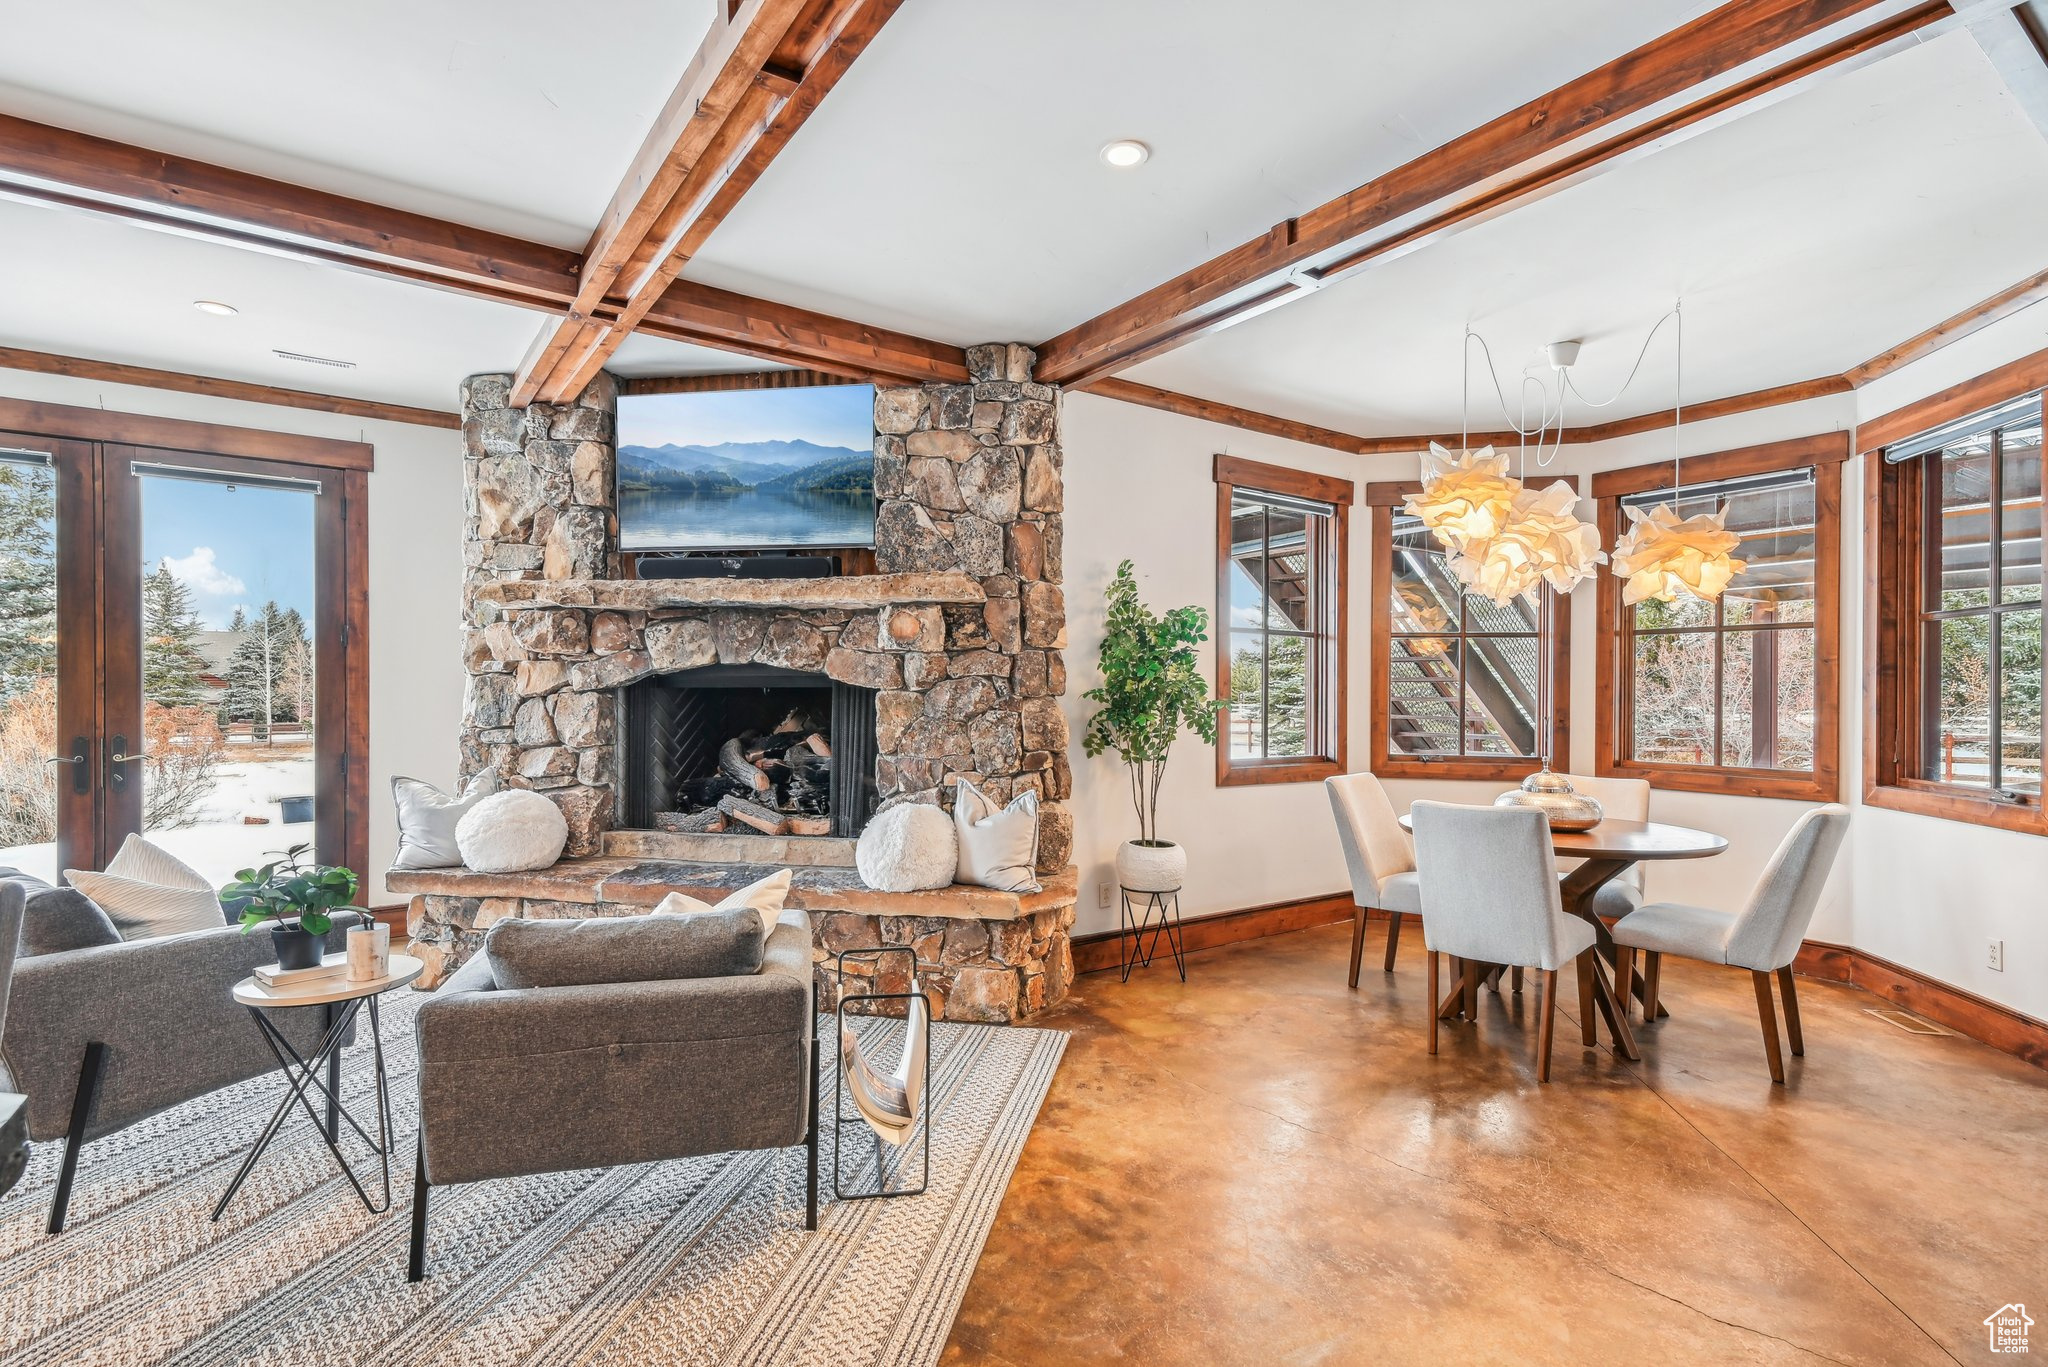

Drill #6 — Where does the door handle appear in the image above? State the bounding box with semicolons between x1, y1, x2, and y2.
47;737;90;794
106;734;140;796
109;749;147;764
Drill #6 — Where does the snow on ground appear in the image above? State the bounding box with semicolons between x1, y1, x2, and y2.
0;753;317;889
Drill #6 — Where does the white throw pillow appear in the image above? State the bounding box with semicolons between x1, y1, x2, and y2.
455;790;569;873
953;778;1042;893
652;868;799;940
854;803;957;893
391;771;502;869
66;833;223;941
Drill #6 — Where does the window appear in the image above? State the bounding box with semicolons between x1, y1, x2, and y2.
1593;434;1845;800
1865;376;2047;834
1214;455;1349;786
1367;483;1568;779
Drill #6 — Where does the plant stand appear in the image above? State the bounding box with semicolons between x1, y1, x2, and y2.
1118;886;1186;983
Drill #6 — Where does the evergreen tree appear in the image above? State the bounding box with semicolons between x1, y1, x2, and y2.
223;600;309;737
141;560;210;707
0;461;58;702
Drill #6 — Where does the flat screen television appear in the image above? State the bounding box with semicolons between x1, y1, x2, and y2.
616;382;876;551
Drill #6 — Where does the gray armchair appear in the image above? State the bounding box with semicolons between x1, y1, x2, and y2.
408;920;819;1281
0;870;346;1231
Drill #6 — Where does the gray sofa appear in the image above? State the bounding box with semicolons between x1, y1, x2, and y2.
408;919;819;1280
0;868;346;1231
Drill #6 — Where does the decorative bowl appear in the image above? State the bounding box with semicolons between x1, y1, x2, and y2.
1494;769;1603;832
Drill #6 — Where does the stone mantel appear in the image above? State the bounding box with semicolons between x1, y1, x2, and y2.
392;861;1080;1021
472;573;986;613
387;860;1077;921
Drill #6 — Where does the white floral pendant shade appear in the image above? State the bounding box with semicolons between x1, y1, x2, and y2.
1610;501;1747;604
1403;443;1520;554
1451;479;1607;603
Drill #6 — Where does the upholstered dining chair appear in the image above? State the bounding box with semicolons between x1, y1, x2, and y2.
1325;773;1420;986
1410;802;1600;1083
1608;804;1850;1084
1561;774;1652;920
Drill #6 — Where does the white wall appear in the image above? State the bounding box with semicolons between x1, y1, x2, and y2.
0;370;467;907
1061;319;2048;1021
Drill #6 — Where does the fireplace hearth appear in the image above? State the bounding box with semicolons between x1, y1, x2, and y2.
620;664;879;838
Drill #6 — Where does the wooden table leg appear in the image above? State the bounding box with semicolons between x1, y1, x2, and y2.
1559;858;1669;1020
1589;955;1639;1060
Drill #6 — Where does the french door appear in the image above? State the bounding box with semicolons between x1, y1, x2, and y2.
0;428;364;889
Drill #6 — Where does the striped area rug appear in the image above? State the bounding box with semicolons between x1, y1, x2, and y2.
0;993;1065;1366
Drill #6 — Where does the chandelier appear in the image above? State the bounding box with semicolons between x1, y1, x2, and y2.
1451;479;1607;602
1611;502;1746;604
1604;303;1743;604
1403;443;1519;556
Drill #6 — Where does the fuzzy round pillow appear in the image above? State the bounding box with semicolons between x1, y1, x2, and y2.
855;802;957;892
456;789;569;873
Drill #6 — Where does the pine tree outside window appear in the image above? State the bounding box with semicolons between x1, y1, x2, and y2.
1213;455;1350;786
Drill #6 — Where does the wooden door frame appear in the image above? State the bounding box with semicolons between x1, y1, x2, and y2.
0;397;372;882
0;430;101;872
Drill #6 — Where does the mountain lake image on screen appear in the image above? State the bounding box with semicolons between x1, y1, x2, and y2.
615;383;877;550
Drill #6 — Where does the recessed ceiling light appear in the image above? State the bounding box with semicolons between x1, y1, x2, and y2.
1099;139;1150;169
192;300;239;317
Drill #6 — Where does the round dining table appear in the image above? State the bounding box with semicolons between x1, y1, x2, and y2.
1396;813;1727;1061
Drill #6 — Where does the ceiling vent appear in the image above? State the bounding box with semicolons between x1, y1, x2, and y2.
272;349;356;370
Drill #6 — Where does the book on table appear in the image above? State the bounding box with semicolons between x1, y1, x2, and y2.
254;957;347;988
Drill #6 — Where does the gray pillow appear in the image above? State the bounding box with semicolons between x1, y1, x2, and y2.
20;888;123;958
391;771;502;870
484;907;765;991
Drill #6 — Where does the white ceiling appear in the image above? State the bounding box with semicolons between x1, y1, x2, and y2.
1125;29;2048;434
687;0;1702;343
0;3;2044;429
0;0;716;248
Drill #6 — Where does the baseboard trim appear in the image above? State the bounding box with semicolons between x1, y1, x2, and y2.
1794;939;2047;1071
1074;896;2047;1072
1070;892;1356;976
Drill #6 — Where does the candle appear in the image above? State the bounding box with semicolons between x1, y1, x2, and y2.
347;923;390;982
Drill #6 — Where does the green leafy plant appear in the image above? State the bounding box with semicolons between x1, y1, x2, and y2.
222;843;359;936
1082;560;1224;846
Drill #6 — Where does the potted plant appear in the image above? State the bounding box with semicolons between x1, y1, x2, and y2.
1082;560;1223;893
222;843;362;971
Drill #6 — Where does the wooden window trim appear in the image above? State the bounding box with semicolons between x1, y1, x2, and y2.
1863;388;2048;836
1213;454;1350;787
1593;434;1846;801
1367;481;1569;782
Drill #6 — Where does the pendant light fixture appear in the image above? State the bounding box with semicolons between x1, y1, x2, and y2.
1606;303;1746;603
1455;477;1606;603
1403;442;1520;555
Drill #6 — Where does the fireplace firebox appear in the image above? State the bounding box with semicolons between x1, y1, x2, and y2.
619;664;879;838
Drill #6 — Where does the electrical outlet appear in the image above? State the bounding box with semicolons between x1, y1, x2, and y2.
1096;880;1112;910
1988;940;2005;972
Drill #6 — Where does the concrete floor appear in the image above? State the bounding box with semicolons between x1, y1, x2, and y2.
942;921;2048;1365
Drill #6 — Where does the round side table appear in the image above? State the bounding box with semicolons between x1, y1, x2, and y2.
1118;887;1186;982
213;952;422;1221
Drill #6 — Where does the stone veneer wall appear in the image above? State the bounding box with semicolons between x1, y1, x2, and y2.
429;346;1074;1014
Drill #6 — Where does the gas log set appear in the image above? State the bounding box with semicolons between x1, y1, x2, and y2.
656;709;836;838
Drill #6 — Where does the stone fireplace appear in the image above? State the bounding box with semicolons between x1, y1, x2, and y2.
618;663;879;838
397;345;1077;1022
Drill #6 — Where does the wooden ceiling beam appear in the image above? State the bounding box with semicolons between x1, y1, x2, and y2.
0;111;965;390
0;345;458;429
517;0;910;406
0;111;582;306
1034;0;1951;387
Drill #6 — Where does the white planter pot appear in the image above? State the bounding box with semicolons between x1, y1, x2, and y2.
1116;839;1186;893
